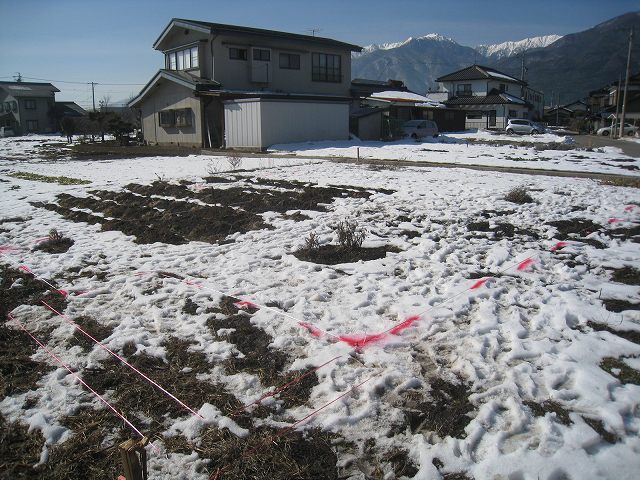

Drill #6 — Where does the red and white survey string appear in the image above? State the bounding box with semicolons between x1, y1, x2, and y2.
7;313;159;454
40;301;204;420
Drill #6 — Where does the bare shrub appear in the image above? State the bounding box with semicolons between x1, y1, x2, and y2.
48;228;63;242
206;159;221;175
504;186;534;204
336;220;366;250
226;151;243;170
304;232;320;250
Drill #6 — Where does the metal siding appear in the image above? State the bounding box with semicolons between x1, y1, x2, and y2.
260;101;348;147
224;99;262;148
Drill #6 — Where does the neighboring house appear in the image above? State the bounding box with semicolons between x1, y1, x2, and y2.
54;101;88;118
543;100;588;127
0;81;59;134
588;72;640;130
129;18;362;149
360;90;465;136
435;65;544;130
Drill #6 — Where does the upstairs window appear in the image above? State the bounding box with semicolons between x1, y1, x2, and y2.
253;48;270;61
456;84;472;96
166;46;199;71
279;53;300;70
499;83;508;92
24;99;36;110
229;47;248;60
312;53;341;82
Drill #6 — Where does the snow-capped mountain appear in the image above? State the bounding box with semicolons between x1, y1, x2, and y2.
476;35;563;59
353;34;456;57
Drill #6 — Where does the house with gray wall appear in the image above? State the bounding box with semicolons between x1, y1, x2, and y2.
129;18;362;149
435;65;544;130
0;81;59;134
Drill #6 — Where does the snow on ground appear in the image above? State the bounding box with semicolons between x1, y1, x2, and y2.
270;130;640;176
1;136;640;479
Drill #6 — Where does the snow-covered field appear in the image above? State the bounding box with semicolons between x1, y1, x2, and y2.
1;136;639;479
270;130;640;176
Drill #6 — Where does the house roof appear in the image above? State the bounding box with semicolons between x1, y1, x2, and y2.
55;101;88;117
436;65;525;85
128;70;220;107
0;81;59;97
154;18;362;52
444;92;528;107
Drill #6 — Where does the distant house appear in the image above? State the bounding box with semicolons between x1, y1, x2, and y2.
543;100;588;127
129;18;362;149
54;101;88;118
0;81;60;134
359;89;465;137
435;65;544;130
588;72;640;130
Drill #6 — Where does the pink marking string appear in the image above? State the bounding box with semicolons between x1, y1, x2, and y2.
470;277;491;290
624;205;636;213
8;313;157;453
233;300;258;310
211;375;374;480
517;257;535;271
41;301;204;420
608;217;622;224
550;241;570;252
0;245;21;253
229;355;342;417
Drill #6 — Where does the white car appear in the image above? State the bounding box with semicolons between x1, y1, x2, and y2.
596;123;638;136
506;119;545;135
402;120;439;139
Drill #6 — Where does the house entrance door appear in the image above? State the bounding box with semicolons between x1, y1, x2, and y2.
488;110;496;127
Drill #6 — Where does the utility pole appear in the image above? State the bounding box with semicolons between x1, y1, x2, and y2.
613;74;621;137
89;82;97;111
556;93;560;126
619;27;633;138
14;72;22;82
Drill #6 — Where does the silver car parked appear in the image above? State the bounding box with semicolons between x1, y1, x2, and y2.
402;120;439;139
506;119;545;135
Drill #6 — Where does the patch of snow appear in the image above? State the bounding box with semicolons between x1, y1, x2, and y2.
477;35;563;58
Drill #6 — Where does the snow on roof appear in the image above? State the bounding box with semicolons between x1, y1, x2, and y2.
487;71;520;82
370;90;430;102
501;93;526;104
415;102;446;108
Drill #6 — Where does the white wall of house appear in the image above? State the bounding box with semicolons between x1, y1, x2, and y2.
224;98;349;148
464;103;528;129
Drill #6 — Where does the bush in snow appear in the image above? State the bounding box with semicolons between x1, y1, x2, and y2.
336;220;366;250
504;186;534;204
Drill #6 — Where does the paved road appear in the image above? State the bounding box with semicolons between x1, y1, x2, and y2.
572;134;640;158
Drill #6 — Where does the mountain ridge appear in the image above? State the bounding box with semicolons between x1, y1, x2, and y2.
352;11;640;102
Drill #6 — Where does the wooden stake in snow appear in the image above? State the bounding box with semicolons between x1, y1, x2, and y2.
118;437;149;480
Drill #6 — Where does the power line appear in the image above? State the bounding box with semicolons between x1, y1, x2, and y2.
2;74;145;86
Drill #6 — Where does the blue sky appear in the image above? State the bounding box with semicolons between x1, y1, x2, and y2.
1;0;637;106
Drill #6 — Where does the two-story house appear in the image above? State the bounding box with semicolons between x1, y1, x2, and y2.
0;81;59;134
588;72;640;131
129;19;362;149
435;65;543;130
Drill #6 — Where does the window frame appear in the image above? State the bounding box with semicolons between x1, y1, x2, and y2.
456;84;472;96
279;52;300;70
229;47;248;60
312;52;342;83
24;99;36;110
253;48;271;62
26;119;39;131
159;110;176;127
165;45;199;71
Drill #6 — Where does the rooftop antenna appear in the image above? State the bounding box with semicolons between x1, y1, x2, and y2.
13;72;22;82
305;27;322;37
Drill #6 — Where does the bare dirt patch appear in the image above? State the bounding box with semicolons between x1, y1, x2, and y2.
467;221;539;240
600;357;640;385
587;321;640;345
293;244;397;265
524;400;572;426
34;178;390;245
0;414;46;480
610;266;640;285
601;299;640;313
403;377;474;439
546;218;606;249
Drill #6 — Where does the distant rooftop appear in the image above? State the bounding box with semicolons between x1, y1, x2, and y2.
436;65;525;85
0;81;60;97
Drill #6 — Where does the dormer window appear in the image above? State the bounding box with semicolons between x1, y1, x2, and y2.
166;46;199;71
